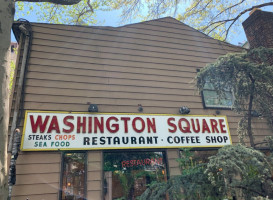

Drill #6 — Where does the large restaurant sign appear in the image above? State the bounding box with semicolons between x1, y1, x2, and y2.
21;111;232;151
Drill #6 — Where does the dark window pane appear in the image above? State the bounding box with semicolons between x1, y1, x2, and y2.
61;153;86;200
103;151;167;200
203;82;233;108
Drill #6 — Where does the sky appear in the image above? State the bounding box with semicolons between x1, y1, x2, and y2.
11;3;273;46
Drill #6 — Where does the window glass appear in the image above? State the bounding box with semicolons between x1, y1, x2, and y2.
203;82;233;108
61;152;86;200
103;151;167;200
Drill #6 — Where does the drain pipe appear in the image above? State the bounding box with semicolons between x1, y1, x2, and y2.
8;22;31;152
7;21;31;200
7;129;21;200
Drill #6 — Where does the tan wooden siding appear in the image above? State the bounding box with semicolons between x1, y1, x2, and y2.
31;39;226;62
11;152;61;199
31;28;230;53
87;151;103;200
166;149;181;176
11;194;58;200
31;32;231;57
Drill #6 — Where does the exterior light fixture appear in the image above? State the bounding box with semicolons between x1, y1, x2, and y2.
179;106;190;114
138;104;143;112
88;104;98;112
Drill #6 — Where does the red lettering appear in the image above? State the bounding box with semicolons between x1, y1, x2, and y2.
147;118;156;133
210;119;219;133
121;158;161;168
132;117;145;133
167;118;177;133
94;117;104;133
47;116;60;133
121;117;130;133
63;116;74;133
178;118;191;133
106;117;119;133
77;117;86;133
219;119;227;133
202;119;211;133
137;160;141;165
30;115;49;133
145;159;149;165
191;119;200;133
88;117;92;133
158;158;163;164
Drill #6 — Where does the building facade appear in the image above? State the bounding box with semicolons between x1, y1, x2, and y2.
9;11;272;200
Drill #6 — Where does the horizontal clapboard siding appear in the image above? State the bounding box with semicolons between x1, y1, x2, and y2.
12;152;60;199
87;151;103;200
31;31;231;57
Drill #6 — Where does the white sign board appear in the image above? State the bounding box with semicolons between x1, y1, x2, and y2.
21;111;232;151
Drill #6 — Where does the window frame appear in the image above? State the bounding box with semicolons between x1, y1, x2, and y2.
59;151;87;200
201;81;234;110
102;149;169;199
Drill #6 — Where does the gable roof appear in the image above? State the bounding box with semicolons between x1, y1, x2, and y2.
13;17;242;52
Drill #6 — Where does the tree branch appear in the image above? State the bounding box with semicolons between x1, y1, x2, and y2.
186;0;213;17
208;0;246;25
48;4;58;21
76;8;93;23
232;185;266;197
247;74;255;147
207;21;225;35
16;0;81;5
87;0;94;13
186;0;202;13
203;2;273;38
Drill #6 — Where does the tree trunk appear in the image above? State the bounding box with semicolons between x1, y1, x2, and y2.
0;1;15;199
247;77;255;147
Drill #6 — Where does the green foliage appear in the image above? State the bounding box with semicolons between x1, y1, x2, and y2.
196;47;273;145
206;144;273;199
9;61;15;94
139;149;220;200
140;145;273;200
15;0;110;25
9;46;17;94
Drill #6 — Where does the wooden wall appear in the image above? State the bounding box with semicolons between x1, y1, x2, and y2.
12;152;60;200
9;17;272;199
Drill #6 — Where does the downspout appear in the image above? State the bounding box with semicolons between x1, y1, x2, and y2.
8;21;32;152
7;20;32;200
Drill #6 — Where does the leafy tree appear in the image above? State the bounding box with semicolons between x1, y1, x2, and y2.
140;144;273;200
107;0;273;41
15;0;111;25
197;47;273;147
206;144;273;199
140;149;219;200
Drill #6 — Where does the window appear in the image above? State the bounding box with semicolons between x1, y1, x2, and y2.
103;151;167;200
202;82;233;109
60;152;87;200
